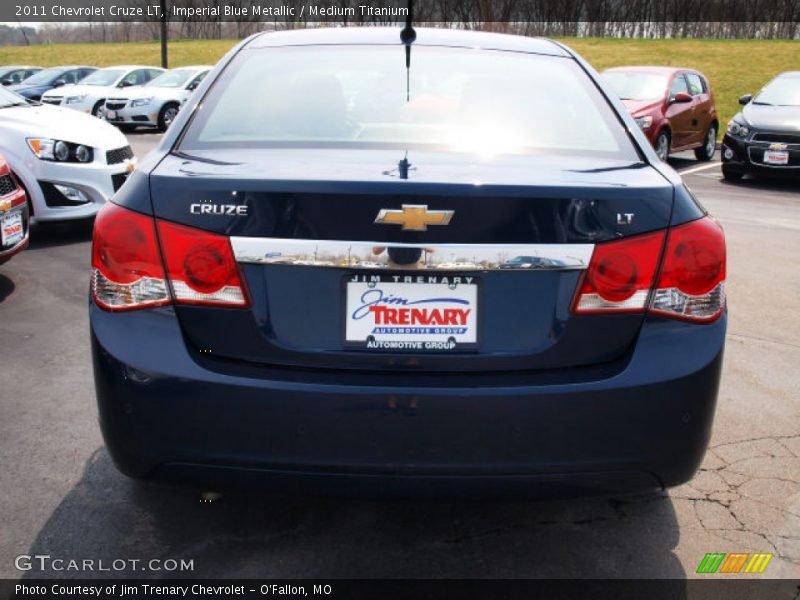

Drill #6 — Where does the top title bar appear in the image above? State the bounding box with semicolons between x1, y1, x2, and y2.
5;0;800;23
9;1;411;22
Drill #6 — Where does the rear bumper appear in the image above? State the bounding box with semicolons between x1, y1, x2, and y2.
90;304;725;496
0;189;29;264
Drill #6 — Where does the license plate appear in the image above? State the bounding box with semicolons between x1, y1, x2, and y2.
1;209;23;247
106;110;117;120
763;150;789;165
345;275;478;351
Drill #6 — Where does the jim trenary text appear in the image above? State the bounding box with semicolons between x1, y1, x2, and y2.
15;583;333;597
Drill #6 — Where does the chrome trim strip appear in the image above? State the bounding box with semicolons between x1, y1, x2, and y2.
231;237;594;271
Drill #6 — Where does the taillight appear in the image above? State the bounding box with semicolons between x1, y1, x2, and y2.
650;217;726;322
572;216;726;323
157;220;249;307
92;203;170;311
91;203;250;311
572;230;665;313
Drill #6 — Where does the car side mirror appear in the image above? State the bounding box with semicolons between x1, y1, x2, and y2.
119;81;134;88
670;92;693;104
186;81;198;91
0;78;12;86
53;79;65;88
738;94;753;105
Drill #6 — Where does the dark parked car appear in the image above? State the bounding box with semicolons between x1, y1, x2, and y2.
0;153;29;265
722;71;800;181
500;255;567;269
603;66;718;162
0;66;42;86
8;65;96;101
90;28;726;497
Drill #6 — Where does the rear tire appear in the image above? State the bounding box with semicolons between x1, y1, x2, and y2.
655;130;670;162
722;165;744;182
694;124;717;161
158;102;180;132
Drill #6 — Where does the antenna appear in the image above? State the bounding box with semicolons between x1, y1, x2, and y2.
400;0;415;102
397;0;415;180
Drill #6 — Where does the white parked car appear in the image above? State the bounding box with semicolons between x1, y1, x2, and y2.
0;86;136;222
41;65;164;117
104;65;212;132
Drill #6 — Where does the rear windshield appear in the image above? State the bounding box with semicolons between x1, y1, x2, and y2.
179;45;637;160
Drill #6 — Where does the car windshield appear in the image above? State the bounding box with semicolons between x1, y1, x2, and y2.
147;69;196;88
603;71;669;102
0;87;30;108
180;45;637;159
19;67;64;86
754;76;800;106
81;69;125;86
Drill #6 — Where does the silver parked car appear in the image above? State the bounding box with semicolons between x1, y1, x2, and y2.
104;65;212;132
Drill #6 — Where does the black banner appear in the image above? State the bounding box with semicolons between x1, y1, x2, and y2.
2;580;800;600
4;0;800;23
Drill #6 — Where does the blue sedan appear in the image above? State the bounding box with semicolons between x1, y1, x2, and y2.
89;27;726;497
8;65;96;101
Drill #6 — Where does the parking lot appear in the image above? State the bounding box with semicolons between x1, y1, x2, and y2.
1;132;798;579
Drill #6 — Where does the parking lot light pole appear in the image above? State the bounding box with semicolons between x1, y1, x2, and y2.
160;0;168;69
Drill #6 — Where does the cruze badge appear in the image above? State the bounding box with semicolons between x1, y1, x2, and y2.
769;143;788;151
374;204;454;231
190;201;247;216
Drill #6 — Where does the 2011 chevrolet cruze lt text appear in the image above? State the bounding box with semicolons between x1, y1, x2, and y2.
90;28;726;497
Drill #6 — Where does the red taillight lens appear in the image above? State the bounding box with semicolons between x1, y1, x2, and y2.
157;220;249;307
91;203;170;311
571;216;726;323
650;217;726;322
573;230;665;313
91;203;250;311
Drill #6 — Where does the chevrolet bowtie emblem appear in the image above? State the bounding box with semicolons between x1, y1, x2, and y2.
769;143;788;151
0;199;11;213
374;205;454;231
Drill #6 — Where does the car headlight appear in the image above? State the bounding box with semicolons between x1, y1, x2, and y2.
131;97;153;108
65;94;87;105
635;116;654;130
54;140;70;161
27;138;94;163
727;119;750;137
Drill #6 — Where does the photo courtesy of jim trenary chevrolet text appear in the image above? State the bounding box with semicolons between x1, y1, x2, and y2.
0;0;798;599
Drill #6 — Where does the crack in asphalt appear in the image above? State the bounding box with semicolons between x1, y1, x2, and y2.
728;332;800;350
672;435;800;568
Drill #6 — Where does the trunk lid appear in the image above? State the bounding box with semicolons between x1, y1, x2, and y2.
150;149;673;372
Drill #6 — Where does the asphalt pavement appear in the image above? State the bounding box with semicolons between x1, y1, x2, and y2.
0;134;798;579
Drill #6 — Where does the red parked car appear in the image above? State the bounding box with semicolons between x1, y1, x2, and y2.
0;154;29;265
603;66;718;162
